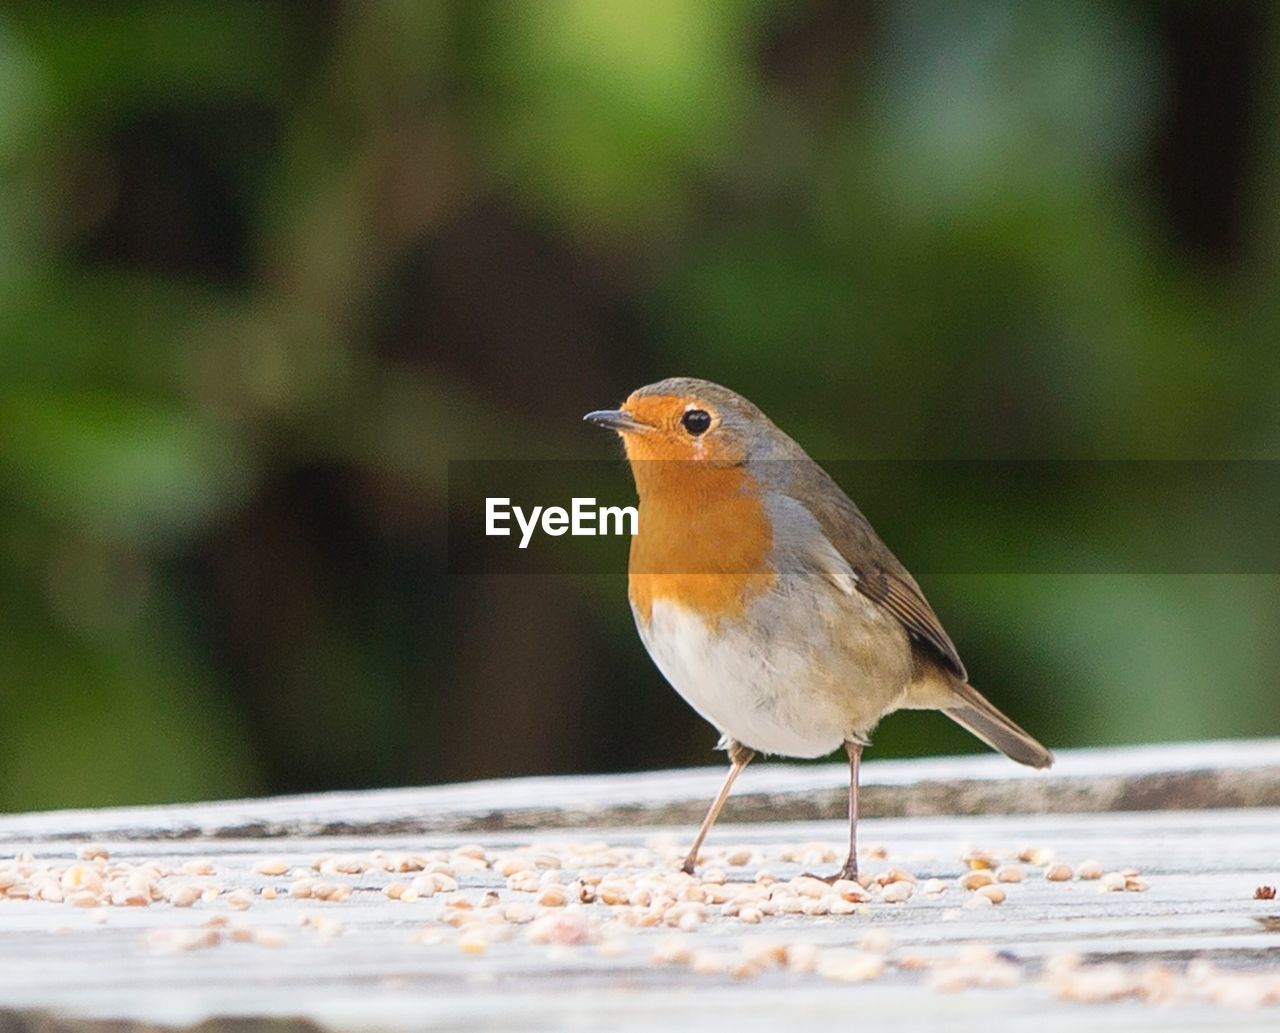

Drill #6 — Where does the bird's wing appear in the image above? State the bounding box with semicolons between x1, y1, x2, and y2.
788;462;968;682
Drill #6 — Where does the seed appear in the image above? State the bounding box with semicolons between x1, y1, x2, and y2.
254;859;290;877
801;897;830;916
724;848;753;867
1076;860;1104;880
303;913;343;938
977;885;1006;904
260;887;278;900
701;868;726;885
862;843;889;860
879;868;916;886
829;897;858;915
384;882;407;900
962;893;994;909
754;869;776;885
167;884;201;908
651;936;693;965
832;879;869;903
738;906;762;924
881;881;913;903
253;930;287;948
1018;846;1054;866
791;876;829;899
817;951;885;982
960;871;995;891
677;910;702;932
497;856;534;877
996;866;1024;884
60;865;103;895
181;860;216;877
861;929;893;954
458;929;489;955
289;879;317;899
68;891;100;908
702;884;733;905
1099;871;1126;892
963;851;998;871
536;885;567;907
226;890;253;911
146;928;220;953
597;937;628;958
923;879;948;895
1124;875;1148;892
786;942;820;973
1044;864;1073;882
690;950;728;974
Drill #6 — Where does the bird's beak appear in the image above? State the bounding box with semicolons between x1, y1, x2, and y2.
583;409;652;434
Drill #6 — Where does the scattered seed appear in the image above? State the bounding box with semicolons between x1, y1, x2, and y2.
960;871;995;891
166;884;202;908
817;951;886;983
536;885;567;907
977;885;1006;905
881;881;913;904
1076;860;1104;880
1044;863;1074;882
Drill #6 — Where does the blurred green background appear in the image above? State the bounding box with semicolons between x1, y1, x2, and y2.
1;0;1278;811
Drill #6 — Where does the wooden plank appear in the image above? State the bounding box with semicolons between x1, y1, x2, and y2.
0;744;1277;1031
0;738;1277;843
0;809;1277;1030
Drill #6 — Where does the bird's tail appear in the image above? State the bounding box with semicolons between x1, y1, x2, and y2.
944;682;1053;769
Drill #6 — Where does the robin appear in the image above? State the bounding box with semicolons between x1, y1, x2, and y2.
585;377;1052;881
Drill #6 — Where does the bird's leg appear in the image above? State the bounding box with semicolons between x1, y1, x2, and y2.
835;739;863;881
680;740;755;875
804;739;863;883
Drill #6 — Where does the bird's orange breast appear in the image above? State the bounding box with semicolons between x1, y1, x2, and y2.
627;458;776;629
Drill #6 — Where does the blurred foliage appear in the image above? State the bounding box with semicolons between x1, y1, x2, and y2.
0;0;1277;810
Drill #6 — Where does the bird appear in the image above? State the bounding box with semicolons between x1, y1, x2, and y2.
585;377;1052;882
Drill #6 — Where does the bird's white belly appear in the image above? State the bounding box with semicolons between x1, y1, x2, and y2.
636;598;847;759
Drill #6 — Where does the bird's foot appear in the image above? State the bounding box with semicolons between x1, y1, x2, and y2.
801;862;859;884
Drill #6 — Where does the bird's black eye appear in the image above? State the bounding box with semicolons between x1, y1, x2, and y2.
681;409;712;436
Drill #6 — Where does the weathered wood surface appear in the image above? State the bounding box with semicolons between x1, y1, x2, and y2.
0;742;1277;1032
0;738;1277;843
